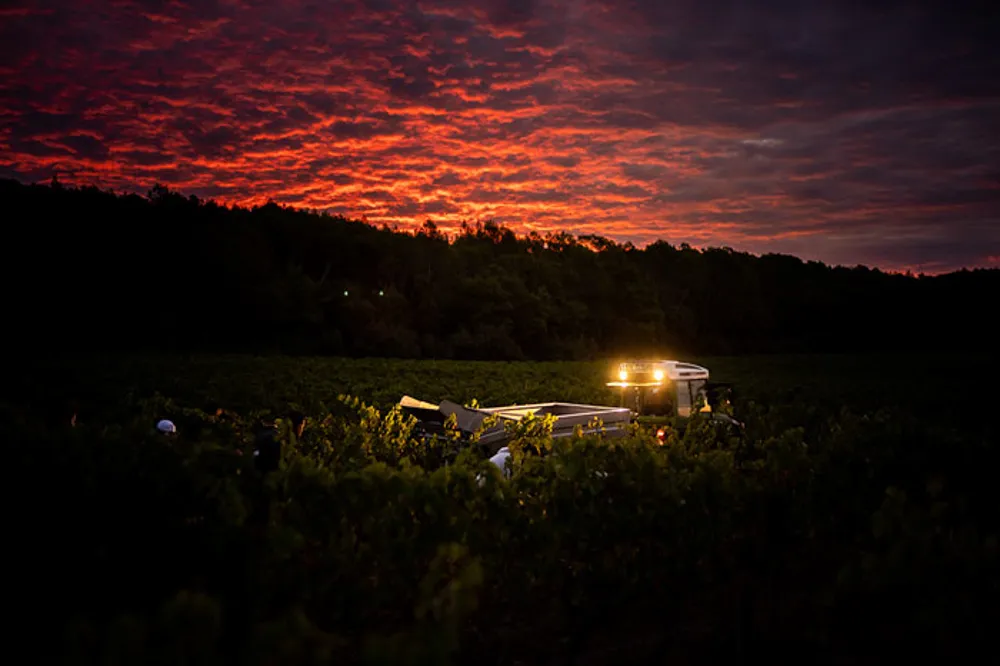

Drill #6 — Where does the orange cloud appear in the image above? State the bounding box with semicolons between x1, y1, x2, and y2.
1;0;998;273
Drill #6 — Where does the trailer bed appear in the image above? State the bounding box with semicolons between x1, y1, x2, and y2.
399;396;631;455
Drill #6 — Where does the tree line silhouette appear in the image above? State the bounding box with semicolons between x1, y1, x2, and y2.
4;177;995;358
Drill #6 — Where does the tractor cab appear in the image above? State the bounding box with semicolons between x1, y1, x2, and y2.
607;360;712;417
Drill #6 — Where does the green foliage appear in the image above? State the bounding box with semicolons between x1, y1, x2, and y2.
504;411;558;463
7;353;1000;664
363;543;484;666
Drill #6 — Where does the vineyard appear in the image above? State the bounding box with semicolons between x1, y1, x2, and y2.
7;353;999;665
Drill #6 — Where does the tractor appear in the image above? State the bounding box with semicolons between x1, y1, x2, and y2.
607;359;742;439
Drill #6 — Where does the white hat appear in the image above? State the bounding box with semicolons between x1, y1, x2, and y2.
156;419;177;434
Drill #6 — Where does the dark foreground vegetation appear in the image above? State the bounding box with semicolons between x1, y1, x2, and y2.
7;354;999;665
6;175;997;663
4;177;996;358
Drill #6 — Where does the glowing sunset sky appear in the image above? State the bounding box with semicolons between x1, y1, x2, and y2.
2;1;998;272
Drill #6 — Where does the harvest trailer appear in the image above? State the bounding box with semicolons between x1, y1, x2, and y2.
607;360;712;417
399;396;631;457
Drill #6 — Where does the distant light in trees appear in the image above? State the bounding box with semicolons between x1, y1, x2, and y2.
379;290;384;296
343;290;349;296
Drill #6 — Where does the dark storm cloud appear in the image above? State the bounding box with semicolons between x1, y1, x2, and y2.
1;0;997;271
16;111;83;136
328;121;386;140
9;139;70;158
432;171;462;186
390;198;461;216
180;125;243;159
545;155;580;167
483;0;536;26
57;135;111;161
119;149;175;166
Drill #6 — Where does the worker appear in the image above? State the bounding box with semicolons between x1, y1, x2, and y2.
489;446;512;478
156;419;177;436
253;421;280;474
476;446;512;487
248;421;281;531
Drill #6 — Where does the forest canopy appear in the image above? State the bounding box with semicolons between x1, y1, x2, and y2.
3;178;994;359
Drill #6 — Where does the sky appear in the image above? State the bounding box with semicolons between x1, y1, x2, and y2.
2;0;998;273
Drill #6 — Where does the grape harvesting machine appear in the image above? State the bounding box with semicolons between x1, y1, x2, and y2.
398;358;740;459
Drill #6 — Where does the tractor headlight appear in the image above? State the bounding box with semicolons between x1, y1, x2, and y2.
618;369;628;381
653;369;664;382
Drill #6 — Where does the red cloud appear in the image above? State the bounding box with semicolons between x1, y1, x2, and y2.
1;0;998;273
